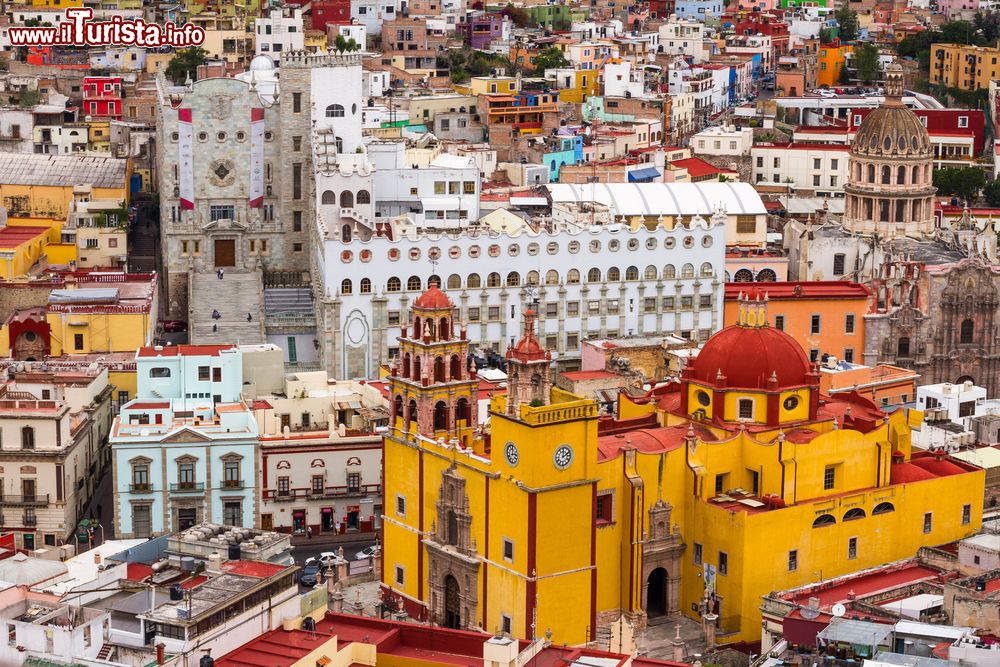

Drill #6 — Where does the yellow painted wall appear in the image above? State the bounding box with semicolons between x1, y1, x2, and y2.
0;184;128;220
46;243;77;265
46;311;152;356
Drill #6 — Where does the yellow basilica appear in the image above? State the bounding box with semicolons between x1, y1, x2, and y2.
380;285;984;646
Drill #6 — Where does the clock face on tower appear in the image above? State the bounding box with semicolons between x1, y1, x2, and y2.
504;441;519;467
553;445;574;470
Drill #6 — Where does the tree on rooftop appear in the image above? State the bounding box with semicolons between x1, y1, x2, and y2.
531;47;569;76
934;167;986;203
974;10;1000;43
165;47;209;85
939;19;982;45
834;7;859;42
852;42;880;84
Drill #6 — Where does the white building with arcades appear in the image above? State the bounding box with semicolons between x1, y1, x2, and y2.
311;182;767;379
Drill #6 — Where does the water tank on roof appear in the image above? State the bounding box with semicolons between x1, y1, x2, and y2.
200;655;215;667
180;556;195;572
170;584;184;601
227;543;241;561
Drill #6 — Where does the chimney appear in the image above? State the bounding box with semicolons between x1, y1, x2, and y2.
156;643;166;665
93;551;102;565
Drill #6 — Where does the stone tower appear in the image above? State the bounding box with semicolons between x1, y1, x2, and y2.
504;308;552;415
387;283;480;447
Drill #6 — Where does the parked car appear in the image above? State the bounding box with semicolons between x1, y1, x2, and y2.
162;320;187;333
355;545;379;560
299;563;321;587
305;551;339;568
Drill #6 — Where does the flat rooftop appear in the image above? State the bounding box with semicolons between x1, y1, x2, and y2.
0;152;128;189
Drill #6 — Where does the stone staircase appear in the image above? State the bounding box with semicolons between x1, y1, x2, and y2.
264;287;315;316
189;271;265;345
96;644;114;661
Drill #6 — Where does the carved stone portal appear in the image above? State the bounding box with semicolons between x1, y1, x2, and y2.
641;500;685;625
424;466;481;631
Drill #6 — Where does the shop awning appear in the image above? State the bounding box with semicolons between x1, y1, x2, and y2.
628;166;661;182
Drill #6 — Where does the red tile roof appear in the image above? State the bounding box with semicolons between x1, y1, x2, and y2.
125;563;154;582
670;156;728;178
787;563;941;607
724;281;869;300
0;226;50;249
129;402;170;410
220;560;286;578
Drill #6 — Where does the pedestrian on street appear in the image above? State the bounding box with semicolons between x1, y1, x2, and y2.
335;520;341;535
218;268;225;280
212;309;221;320
213;323;218;332
307;526;313;539
247;313;252;322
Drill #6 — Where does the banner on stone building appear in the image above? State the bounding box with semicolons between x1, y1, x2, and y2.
249;107;265;208
177;108;194;210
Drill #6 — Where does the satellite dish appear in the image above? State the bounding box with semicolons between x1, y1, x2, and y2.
832;604;847;617
800;605;820;620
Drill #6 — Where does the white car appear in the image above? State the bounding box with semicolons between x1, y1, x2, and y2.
304;551;339;568
355;545;378;560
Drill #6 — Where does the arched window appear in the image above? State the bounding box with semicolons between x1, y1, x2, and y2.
567;269;580;284
150;367;171;378
961;318;974;344
625;266;639;281
413;357;422;381
356;190;371;204
700;262;713;277
434;401;448;431
450;354;462;380
681;263;695;278
341;279;352;294
546;269;560;285
487;272;501;287
321;190;336;205
843;508;866;521
812;514;836;527
387;277;401;292
912;165;920;184
587;268;601;283
434;356;446;383
526;270;539;285
506;272;521;286
881;165;891;184
341;224;352;242
645;265;658;280
867;164;875;182
406;399;417;429
897;165;906;184
326;104;346;117
607;267;621;282
393;394;403;421
456;397;470;423
733;269;754;282
428;274;441;289
467;273;481;288
897;336;910;357
872;502;895;515
663;265;676;279
439;317;449;339
340;191;354;208
402;354;411;378
407;275;422;291
447;274;461;289
360;278;371;294
413;316;422;339
756;268;777;282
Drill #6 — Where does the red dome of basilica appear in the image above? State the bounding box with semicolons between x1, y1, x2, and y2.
691;321;814;390
413;283;453;309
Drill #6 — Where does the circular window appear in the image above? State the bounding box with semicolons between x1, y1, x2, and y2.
609;239;620;251
589;240;601;252
170;132;179;142
388;248;400;261
197;132;208;142
696;390;710;407
428;247;441;260
527;243;539;256
341;250;353;262
360;249;372;262
627;238;639;250
264;131;274;141
448;246;461;259
568;241;580;253
508;244;520;257
409;247;421;260
235;131;246;142
24;331;36;342
783;396;799;411
216;131;226;142
702;236;713;248
469;245;481;258
683;236;694;248
646;238;657;250
488;244;501;257
547;242;559;255
665;238;676;249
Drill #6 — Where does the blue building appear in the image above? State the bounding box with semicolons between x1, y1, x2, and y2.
674;0;724;20
542;135;584;181
111;345;259;539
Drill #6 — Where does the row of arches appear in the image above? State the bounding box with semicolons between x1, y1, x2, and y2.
401;353;464;383
392;395;472;431
853;162;931;187
321;190;371;210
370;265;716;294
813;502;894;527
410;315;453;341
730;268;777;283
848;196;933;224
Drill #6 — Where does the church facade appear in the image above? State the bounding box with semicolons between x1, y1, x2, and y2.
381;285;984;646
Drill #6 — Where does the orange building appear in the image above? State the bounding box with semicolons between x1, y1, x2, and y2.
818;42;852;88
818;359;919;410
723;281;869;365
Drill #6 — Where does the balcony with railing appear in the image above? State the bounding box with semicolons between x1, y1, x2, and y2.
264;483;382;501
129;483;154;493
221;480;245;490
0;494;49;507
23;513;36;526
169;482;206;493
